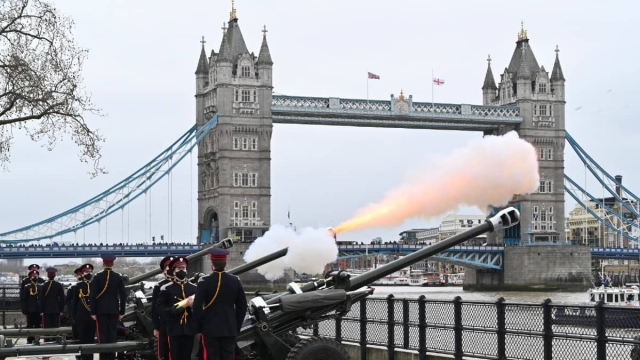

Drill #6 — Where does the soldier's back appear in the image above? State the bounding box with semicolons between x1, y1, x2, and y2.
195;272;246;337
90;269;124;315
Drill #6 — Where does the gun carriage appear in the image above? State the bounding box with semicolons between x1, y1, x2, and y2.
0;208;520;360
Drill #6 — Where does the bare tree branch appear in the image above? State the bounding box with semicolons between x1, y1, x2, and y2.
0;0;105;177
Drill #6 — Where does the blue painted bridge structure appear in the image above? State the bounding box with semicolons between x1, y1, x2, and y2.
1;244;637;271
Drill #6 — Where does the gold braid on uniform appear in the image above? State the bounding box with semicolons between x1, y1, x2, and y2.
96;269;111;299
44;280;53;297
79;281;91;312
203;271;224;310
179;283;188;324
29;282;38;296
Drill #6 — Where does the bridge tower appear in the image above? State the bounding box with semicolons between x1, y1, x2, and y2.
195;4;273;246
482;23;566;245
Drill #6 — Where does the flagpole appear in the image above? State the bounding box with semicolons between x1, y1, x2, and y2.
367;75;369;105
431;69;434;110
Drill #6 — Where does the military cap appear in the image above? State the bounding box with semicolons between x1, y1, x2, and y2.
160;256;175;270
100;254;116;266
169;257;189;269
46;267;57;275
29;270;39;277
27;264;40;271
79;263;94;272
208;248;229;261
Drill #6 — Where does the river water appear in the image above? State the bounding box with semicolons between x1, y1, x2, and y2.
367;285;588;304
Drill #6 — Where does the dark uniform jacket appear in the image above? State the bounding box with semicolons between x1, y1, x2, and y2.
192;271;247;337
152;278;172;331
157;281;197;336
20;281;40;314
89;269;126;315
65;281;80;316
21;277;44;288
38;280;65;314
71;281;93;321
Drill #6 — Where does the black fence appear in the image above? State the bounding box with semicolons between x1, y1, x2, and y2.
297;295;640;360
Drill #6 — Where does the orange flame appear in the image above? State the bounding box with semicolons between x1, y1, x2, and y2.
334;132;539;234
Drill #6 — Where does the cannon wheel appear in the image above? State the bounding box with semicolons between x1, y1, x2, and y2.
285;336;349;360
280;332;301;347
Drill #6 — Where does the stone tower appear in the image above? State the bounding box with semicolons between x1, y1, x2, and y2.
482;23;566;245
195;4;273;245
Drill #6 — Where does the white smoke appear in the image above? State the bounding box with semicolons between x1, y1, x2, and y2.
243;225;338;280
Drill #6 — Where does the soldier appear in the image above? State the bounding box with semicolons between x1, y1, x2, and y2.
152;255;174;360
193;248;247;360
89;254;126;360
72;263;96;360
66;267;84;342
19;270;42;344
21;264;44;288
157;257;197;360
38;267;65;328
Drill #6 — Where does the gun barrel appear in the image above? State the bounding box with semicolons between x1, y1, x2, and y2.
0;327;73;337
126;239;233;285
0;341;148;358
346;207;520;291
227;248;288;275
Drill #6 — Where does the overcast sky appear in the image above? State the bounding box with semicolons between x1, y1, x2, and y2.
1;0;638;249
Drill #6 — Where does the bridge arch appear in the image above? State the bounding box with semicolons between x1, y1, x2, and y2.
200;207;220;244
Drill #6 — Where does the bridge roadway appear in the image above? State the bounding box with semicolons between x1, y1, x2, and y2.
0;244;637;270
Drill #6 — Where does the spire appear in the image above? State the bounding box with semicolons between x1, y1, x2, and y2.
216;28;231;64
517;21;528;42
517;44;531;80
230;0;237;21
482;54;497;90
195;36;209;75
551;45;565;81
256;25;273;66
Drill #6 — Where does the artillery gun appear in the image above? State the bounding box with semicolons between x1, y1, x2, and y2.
0;207;520;360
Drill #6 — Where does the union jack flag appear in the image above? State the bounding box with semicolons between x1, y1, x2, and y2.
368;72;380;80
433;78;445;85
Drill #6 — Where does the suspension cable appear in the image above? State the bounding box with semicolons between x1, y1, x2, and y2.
145;191;148;244
190;151;193;243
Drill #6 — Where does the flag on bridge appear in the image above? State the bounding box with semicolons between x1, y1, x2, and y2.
368;72;380;79
433;78;445;86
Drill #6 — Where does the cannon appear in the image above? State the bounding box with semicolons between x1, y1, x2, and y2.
0;207;520;360
232;206;520;360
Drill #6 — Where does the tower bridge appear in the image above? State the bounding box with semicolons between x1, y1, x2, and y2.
0;5;638;291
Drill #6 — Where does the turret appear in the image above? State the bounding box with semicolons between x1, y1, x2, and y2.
550;45;566;101
256;26;273;86
516;44;531;98
482;55;497;105
216;26;232;85
195;37;209;126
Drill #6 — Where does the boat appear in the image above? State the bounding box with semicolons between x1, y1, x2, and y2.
407;271;444;286
553;284;640;328
372;267;410;286
444;273;464;286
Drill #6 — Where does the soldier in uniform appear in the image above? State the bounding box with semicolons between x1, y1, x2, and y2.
157;257;197;360
66;267;84;341
193;248;247;360
72;263;96;360
21;264;44;288
152;255;174;360
89;254;126;360
20;270;42;344
38;267;65;328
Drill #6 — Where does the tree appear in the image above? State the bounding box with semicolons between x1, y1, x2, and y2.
0;0;105;177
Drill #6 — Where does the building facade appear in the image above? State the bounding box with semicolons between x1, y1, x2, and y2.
483;24;566;245
195;7;274;244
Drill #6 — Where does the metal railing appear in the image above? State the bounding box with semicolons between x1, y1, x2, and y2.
297;295;640;360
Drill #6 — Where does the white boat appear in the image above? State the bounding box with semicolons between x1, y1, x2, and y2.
372;267;410;286
445;273;464;286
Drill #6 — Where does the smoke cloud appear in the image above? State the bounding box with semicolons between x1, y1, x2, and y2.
243;224;338;280
334;131;539;234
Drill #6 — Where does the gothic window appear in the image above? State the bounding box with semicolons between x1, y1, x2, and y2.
241;90;251;102
538;180;553;193
252;211;257;219
547;149;554;160
538;82;547;94
251;201;257;209
241;173;249;187
250;173;258;187
235;90;239;102
234;201;240;209
233;137;240;150
242;206;249;218
540;209;547;222
242;137;248;150
253;90;257;102
251;137;258;150
533;206;539;214
534;104;538;116
539;104;548;116
241;66;251;78
548;206;554;214
233;173;239;187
